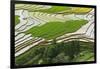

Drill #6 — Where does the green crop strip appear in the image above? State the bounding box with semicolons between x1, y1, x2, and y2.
15;15;20;25
26;20;88;39
35;6;71;13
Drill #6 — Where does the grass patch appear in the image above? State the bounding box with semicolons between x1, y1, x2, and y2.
26;20;88;39
15;15;20;25
36;7;92;14
35;6;71;13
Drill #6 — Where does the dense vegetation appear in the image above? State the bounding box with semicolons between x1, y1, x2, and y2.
26;20;88;39
15;40;94;66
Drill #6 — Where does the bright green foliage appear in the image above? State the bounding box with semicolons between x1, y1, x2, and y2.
36;6;71;13
15;15;20;25
26;20;88;39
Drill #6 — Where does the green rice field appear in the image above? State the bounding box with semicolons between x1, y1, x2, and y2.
26;20;88;39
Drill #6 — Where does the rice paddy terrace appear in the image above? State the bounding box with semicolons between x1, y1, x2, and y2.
15;4;95;66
